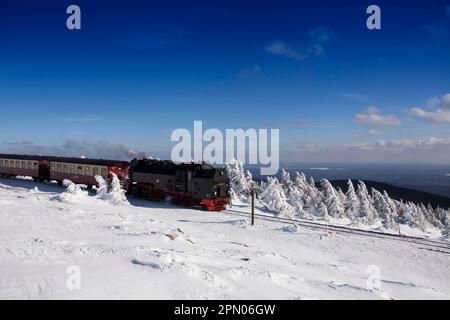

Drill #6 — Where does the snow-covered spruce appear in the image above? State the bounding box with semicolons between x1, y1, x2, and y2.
52;179;88;203
226;160;450;237
95;174;129;205
225;159;254;202
259;177;295;219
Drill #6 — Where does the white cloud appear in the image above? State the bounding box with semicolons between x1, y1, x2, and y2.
407;107;450;123
282;137;450;164
333;137;450;151
366;105;380;115
427;96;441;107
368;129;382;136
354;106;401;126
442;93;450;107
266;26;334;60
266;41;307;60
407;93;450;123
428;93;450;108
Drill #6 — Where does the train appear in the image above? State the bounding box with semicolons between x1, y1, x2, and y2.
0;153;231;211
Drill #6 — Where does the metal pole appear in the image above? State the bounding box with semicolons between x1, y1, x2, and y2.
251;189;255;226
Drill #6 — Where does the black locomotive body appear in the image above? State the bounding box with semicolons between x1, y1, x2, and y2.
128;159;230;210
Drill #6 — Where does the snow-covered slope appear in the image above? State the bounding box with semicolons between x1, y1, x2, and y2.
1;178;449;299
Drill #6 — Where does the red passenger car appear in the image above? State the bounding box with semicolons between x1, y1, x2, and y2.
0;154;129;188
46;156;129;188
0;154;47;181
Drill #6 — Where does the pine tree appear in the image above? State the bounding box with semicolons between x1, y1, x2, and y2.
225;159;253;201
318;202;329;220
259;177;295;218
321;179;345;218
337;188;347;210
420;203;441;228
109;173;129;205
356;181;377;225
383;190;398;221
345;180;360;219
281;171;307;218
305;177;322;216
371;188;395;229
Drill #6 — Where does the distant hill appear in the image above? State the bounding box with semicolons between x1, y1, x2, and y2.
324;180;450;210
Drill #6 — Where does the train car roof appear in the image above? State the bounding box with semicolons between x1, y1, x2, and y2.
0;154;129;166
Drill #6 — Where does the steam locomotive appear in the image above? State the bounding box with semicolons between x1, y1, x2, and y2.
0;153;230;211
128;159;230;211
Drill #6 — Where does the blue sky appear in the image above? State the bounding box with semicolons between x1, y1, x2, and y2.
1;0;450;163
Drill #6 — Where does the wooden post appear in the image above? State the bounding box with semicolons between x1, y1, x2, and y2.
251;189;255;226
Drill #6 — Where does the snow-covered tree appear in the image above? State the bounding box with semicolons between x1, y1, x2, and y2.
53;179;88;203
294;172;309;192
109;174;129;205
371;188;395;229
95;175;108;198
95;174;129;205
63;179;83;195
303;177;322;216
443;214;450;240
279;171;307;218
400;202;427;231
337;188;347;210
280;169;294;194
259;177;295;218
419;203;441;228
321;179;344;218
383;191;398;219
225;159;254;202
318;202;329;220
356;181;377;225
432;206;448;228
345;180;360;219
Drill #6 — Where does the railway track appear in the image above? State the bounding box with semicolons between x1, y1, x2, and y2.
222;208;450;255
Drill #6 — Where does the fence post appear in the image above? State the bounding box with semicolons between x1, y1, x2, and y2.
251;189;255;226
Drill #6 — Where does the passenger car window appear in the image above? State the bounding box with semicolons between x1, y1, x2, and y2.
101;168;107;177
93;167;99;176
85;167;91;175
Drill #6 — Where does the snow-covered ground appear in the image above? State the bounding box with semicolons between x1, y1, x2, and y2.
1;178;450;299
